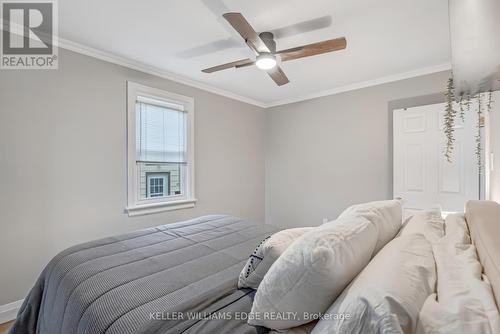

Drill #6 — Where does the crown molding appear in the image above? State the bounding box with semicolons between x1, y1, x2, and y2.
57;38;268;108
59;38;450;109
264;63;452;108
0;21;265;108
3;22;450;109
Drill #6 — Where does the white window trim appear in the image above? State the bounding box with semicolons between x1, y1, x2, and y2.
126;82;196;216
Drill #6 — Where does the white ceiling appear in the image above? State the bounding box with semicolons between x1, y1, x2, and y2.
59;0;451;106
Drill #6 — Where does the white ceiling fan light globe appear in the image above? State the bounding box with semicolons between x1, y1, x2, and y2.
255;54;277;70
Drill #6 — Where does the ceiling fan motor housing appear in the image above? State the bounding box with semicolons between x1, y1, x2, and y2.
259;32;276;53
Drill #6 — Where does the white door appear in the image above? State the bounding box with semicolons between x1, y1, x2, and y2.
393;102;480;217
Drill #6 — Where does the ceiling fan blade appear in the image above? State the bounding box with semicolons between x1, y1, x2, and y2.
202;58;254;73
235;61;255;69
277;37;347;62
267;66;290;86
270;16;332;39
223;12;271;54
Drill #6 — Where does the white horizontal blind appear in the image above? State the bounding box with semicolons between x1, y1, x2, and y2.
136;97;187;163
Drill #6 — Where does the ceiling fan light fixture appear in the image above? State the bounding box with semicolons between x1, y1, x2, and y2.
255;53;277;70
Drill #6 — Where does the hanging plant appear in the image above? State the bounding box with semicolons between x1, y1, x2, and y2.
443;77;457;162
442;80;494;167
487;90;494;112
475;93;483;171
459;95;466;122
465;93;472;113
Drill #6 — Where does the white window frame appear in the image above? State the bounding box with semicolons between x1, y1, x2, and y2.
126;82;196;216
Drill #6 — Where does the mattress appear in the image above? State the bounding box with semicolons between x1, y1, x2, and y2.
9;215;278;334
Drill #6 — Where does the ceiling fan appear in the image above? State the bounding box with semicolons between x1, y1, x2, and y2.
202;13;347;86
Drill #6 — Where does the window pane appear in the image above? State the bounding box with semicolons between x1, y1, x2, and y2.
149;177;164;198
138;162;183;200
136;101;187;163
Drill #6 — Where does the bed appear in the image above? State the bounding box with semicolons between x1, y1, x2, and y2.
9;215;278;334
9;201;500;334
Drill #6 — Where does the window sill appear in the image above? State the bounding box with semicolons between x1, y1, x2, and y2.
125;199;197;217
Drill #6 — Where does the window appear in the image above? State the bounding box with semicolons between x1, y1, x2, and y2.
126;82;195;216
147;173;170;198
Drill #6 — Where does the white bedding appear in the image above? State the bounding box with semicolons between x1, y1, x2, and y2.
249;205;499;334
249;216;378;330
416;213;500;334
268;321;318;334
338;199;402;254
238;227;313;289
399;208;444;243
311;234;436;334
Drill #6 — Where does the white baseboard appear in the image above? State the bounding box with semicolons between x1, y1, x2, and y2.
0;300;23;324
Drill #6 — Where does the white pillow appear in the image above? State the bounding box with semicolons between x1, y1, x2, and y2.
249;216;378;330
399;208;444;243
238;227;314;289
268;321;318;334
444;212;471;245
311;234;436;334
416;228;500;334
338;199;402;253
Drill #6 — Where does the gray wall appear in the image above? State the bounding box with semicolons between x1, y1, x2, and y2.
0;47;452;306
0;49;266;305
265;71;451;228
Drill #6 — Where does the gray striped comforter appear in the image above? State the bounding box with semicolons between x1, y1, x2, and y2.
9;215;278;334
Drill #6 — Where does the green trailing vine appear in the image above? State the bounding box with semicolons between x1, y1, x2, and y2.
443;79;494;168
444;77;457;162
459;96;465;123
475;93;482;171
487;90;494;112
465;93;472;113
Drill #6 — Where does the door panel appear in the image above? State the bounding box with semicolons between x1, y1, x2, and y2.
405;144;424;192
394;102;479;217
439;140;461;194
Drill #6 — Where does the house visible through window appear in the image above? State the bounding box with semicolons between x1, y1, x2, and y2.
127;82;195;216
146;172;171;198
